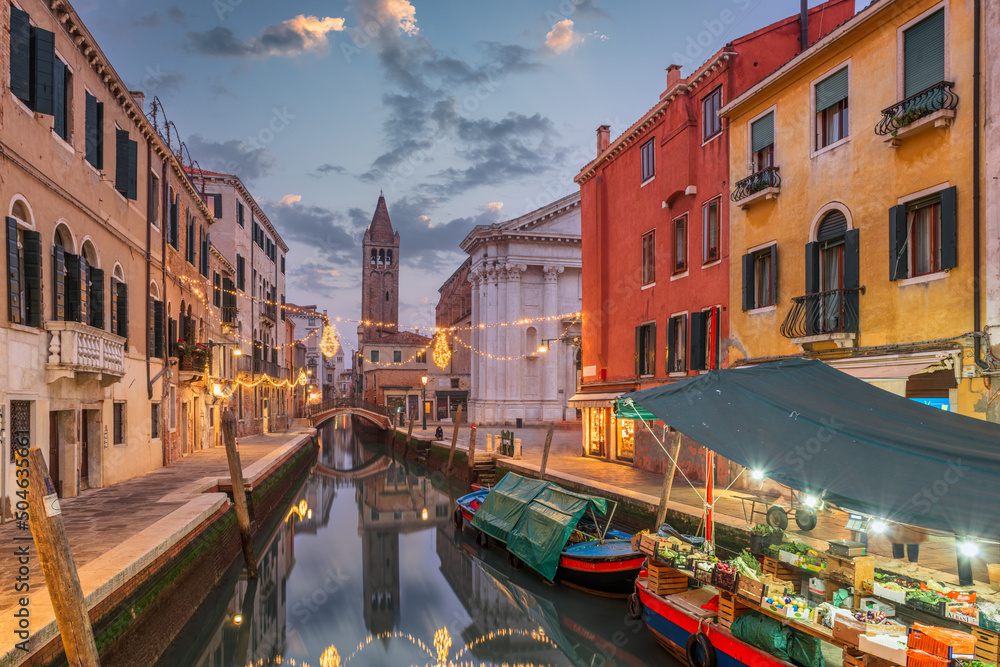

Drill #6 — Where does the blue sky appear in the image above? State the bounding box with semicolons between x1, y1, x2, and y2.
76;0;861;355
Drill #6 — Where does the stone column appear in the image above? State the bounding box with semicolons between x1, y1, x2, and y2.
496;263;509;424
478;269;489;422
505;265;525;423
542;266;563;420
469;271;481;421
485;263;499;422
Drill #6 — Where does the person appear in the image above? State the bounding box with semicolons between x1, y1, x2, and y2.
435;426;444;440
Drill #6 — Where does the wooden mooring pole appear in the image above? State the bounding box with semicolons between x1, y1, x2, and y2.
23;447;101;666
446;405;463;474
466;425;478;470
221;410;258;578
403;412;414;456
538;422;555;479
656;431;683;529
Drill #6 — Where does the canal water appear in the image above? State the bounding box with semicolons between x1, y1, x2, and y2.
156;417;678;666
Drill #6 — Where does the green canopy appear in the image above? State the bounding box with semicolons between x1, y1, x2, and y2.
471;473;608;581
612;398;657;421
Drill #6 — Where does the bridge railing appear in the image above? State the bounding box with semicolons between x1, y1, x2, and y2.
308;398;391;419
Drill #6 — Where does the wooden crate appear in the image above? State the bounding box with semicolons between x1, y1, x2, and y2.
647;560;689;596
719;592;752;629
974;627;999;664
843;648;866;667
762;558;802;592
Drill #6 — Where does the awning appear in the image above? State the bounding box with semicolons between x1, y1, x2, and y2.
568;391;624;408
620;358;1000;541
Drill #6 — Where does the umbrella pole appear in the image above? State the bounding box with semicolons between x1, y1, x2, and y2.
706;449;715;550
655;432;682;528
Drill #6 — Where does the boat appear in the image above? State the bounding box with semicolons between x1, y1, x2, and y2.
452;473;646;597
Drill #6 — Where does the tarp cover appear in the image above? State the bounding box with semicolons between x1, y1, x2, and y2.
618;358;1000;541
472;473;607;581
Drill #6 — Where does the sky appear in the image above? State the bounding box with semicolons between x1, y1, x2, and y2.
75;0;863;362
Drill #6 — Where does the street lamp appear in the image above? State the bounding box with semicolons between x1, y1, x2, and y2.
421;375;428;430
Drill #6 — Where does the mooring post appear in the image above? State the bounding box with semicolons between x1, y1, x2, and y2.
539;422;555;479
446;405;463;474
23;448;101;667
221;410;258;578
466;425;478;470
403;412;414;456
656;431;683;528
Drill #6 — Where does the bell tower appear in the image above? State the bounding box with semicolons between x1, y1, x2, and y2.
360;192;400;343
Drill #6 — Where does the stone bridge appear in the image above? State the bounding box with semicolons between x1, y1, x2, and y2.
308;399;394;430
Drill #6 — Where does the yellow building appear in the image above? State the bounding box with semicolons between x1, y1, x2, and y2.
722;0;988;418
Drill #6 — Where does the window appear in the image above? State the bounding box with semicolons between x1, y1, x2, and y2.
308;317;316;326
641;231;655;285
640;139;655;182
393;350;402;363
10;7;56;115
691;306;721;371
168;189;179;249
84;93;104;169
816;67;849;149
371;350;380;363
211;193;222;219
416;350;427;364
6;215;43;328
53;57;70;141
703;200;720;263
451;378;460;388
113;402;126;445
634;322;655;376
236;254;245;291
213;272;222;307
673;215;687;273
280;255;285;274
151;402;160;440
150;173;160;226
115;128;138;200
903;9;945;99
237;202;245;227
667;314;687;374
890;190;957;281
750;111;775;172
703;87;722;141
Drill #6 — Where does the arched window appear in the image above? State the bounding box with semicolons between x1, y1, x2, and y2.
805;206;858;336
53;222;75;253
149;281;160;300
378;249;385;266
81;239;99;268
370;249;377;265
385;291;389;302
386;249;393;266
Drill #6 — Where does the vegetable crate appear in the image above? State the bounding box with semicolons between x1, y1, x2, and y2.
711;566;740;594
973;627;999;665
905;593;947;616
979;613;1000;634
718;591;752;630
762;558;802;592
693;562;714;586
646;561;689;596
638;534;660;557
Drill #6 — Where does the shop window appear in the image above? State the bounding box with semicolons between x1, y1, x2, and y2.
584;408;607;457
617;418;635;461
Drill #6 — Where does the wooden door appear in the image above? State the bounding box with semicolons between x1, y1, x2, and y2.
80;412;89;490
48;412;61;497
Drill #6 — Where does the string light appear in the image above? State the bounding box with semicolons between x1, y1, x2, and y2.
433;330;451;369
228;369;307;390
321;325;340;358
447;315;582;362
339;335;434;368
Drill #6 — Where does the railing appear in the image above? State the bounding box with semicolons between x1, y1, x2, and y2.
731;166;781;202
259;301;277;322
253;358;279;377
875;81;958;136
236;355;252;373
178;353;210;373
308;398;391;418
780;288;864;339
222;305;237;325
45;321;126;377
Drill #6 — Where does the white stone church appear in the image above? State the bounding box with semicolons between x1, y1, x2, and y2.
461;192;582;425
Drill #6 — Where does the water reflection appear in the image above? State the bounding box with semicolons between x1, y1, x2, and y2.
157;417;674;666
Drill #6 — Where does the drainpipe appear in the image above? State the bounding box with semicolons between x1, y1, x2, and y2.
161;157;170;466
146;139;153;400
973;0;986;370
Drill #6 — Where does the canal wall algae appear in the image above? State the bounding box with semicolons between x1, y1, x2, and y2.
0;431;317;667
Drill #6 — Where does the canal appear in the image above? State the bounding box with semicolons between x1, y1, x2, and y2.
155;416;678;666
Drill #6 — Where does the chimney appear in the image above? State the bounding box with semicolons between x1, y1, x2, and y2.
596;125;610;155
666;64;682;90
129;90;146;109
799;0;809;52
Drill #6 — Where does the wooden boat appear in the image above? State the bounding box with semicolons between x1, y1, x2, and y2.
453;478;645;597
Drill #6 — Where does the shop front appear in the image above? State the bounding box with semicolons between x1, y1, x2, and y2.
570;391;636;463
434;390;468;422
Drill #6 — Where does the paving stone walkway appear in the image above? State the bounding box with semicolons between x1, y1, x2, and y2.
0;430;310;613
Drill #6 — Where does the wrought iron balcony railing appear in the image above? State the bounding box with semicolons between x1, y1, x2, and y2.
780;287;863;339
731;167;781;203
259;301;277;323
875;81;958;137
253;358;279;378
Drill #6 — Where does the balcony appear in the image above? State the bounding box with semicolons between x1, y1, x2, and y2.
259;301;277;324
731;167;780;209
876;81;957;147
253;358;280;378
780;288;863;351
45;321;125;384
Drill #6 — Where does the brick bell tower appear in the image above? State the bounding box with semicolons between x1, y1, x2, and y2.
360;192;400;344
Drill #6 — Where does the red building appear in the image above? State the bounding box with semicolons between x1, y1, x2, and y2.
573;0;855;473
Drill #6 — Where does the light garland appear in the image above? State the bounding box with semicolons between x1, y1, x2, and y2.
448;315;582;362
321;325;340;358
228;369;307;390
433;330;451;369
339;335;433;368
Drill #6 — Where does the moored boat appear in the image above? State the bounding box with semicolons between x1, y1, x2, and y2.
453;474;645;597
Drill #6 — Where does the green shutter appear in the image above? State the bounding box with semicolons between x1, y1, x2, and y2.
23;231;42;327
889;205;909;281
904;9;945;98
751;111;774;153
64;254;88;323
940;186;958;270
6;218;21;324
52;244;66;321
666;318;676;373
85;94;99;167
741;253;754;311
634;326;641;375
29;26;55;115
115;129;130;197
816;67;849;112
804;242;820;295
9;7;31;104
770;245;778;305
95;101;104;169
89;267;104;329
153;300;164;358
109;277;119;334
690;311;705;371
117;281;128;344
52;59;67;139
126;138;138;200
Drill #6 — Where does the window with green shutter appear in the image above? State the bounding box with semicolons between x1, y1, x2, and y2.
52;244;66;321
816;67;849;148
85;94;104;169
751;112;775;172
904;9;945;98
89;267;104;329
6;218;21;325
9;7;32;105
29;25;55;116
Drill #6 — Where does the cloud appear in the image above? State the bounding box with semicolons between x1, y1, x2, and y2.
280;194;302;205
134;70;185;98
380;196;505;269
167;6;187;25
572;0;611;20
487;202;503;213
264;199;358;264
186;133;278;183
129;11;162;29
312;164;348;177
186;15;346;58
544;19;582;53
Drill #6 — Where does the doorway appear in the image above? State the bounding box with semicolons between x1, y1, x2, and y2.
262;398;269;434
181;402;189;454
48;412;61;497
80;412;90;490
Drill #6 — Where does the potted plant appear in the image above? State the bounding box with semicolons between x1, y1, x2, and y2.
177;340;212;371
749;524;784;554
891;105;930;136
